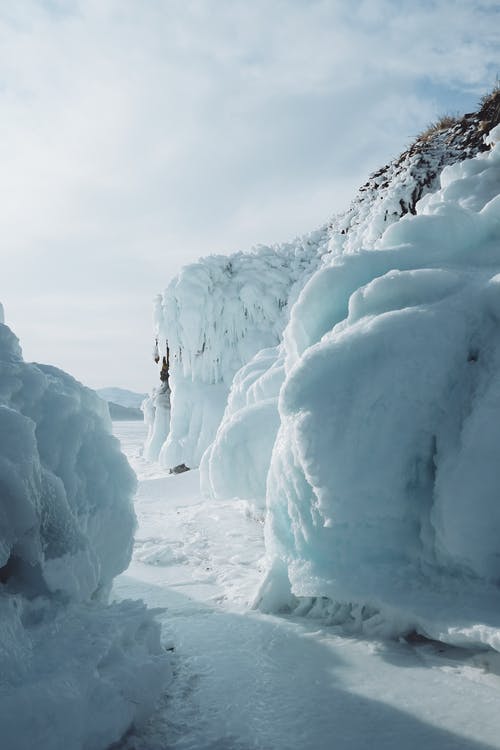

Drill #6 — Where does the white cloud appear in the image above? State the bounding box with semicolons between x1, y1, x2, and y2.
1;0;498;389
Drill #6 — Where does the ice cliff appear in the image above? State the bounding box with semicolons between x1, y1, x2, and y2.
0;318;170;750
145;236;323;469
149;92;500;649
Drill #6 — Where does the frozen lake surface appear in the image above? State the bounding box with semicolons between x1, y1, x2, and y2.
113;421;500;750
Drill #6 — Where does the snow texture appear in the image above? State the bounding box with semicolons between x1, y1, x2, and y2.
0;315;170;750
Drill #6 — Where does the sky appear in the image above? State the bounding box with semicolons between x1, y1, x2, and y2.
1;0;499;393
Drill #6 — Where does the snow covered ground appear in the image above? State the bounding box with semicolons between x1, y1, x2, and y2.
114;421;500;750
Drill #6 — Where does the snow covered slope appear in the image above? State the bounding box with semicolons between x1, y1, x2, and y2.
0;316;170;750
327;99;498;256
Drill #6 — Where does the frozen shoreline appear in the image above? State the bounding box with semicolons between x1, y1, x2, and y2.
113;421;500;750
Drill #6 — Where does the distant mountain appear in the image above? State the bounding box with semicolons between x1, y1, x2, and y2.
97;387;147;409
107;401;143;421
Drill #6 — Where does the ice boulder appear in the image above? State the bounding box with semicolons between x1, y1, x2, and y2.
258;131;500;651
0;314;171;750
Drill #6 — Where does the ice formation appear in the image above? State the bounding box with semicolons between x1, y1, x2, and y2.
147;237;324;467
149;96;500;649
200;345;284;512
143;381;172;462
259;124;500;649
0;316;170;750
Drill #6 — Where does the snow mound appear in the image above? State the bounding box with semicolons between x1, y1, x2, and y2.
258;130;500;651
0;316;170;750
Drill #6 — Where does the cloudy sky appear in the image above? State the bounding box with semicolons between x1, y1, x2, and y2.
1;0;498;392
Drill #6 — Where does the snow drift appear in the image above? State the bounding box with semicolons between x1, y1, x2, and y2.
0;317;170;750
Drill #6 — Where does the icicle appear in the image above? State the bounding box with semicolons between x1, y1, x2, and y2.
153;337;160;364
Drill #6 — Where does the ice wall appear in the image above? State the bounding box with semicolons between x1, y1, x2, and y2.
0;316;170;750
258;126;500;650
148;98;500;648
151;234;325;468
152;101;496;492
